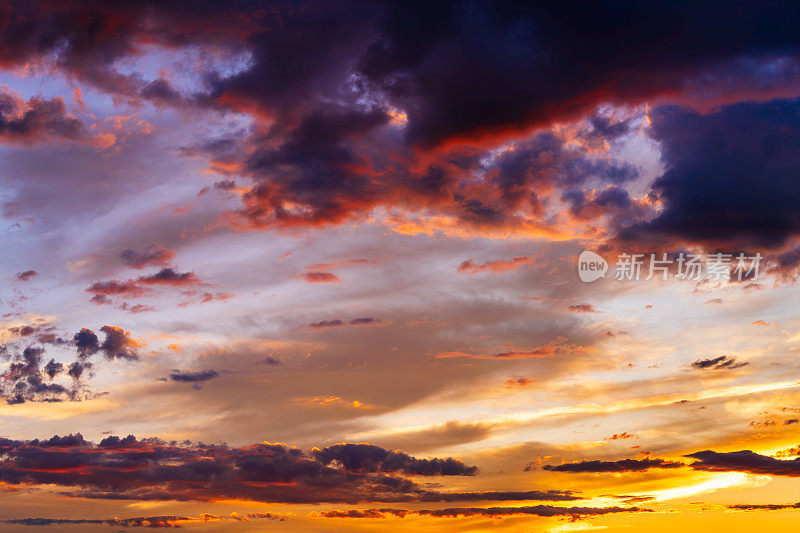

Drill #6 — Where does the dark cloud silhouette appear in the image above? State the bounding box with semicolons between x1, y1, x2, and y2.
8;324;43;338
309;319;344;328
543;458;684;473
309;317;382;329
686;450;800;476
621;98;800;249
14;270;37;281
120;244;175;269
0;434;528;505
99;326;139;361
87;267;201;305
3;1;800;239
318;505;650;519
4;0;799;145
43;359;64;380
0;325;139;403
169;370;220;383
0;513;285;528
0;89;86;143
359;2;800;147
312;443;478;476
67;361;90;380
74;328;100;359
728;502;800;511
137;268;200;286
567;303;598;313
416;490;577;503
349;317;381;326
0;346;68;404
690;355;748;370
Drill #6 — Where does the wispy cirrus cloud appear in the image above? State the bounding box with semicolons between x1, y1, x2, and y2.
458;256;531;274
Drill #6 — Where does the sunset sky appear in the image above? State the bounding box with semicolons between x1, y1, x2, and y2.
4;1;800;531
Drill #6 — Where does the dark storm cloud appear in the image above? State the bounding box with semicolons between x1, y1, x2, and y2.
0;0;254;105
690;355;748;370
0;433;563;505
6;1;800;141
543;458;684;473
3;1;800;238
199;3;800;242
359;1;800;147
8;0;781;236
686;450;800;476
231;104;392;228
620;98;800;248
221;111;644;231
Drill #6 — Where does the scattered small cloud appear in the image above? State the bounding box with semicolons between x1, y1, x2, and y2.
690;355;748;371
303;271;341;283
566;303;598;313
458;256;531;274
14;270;37;282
